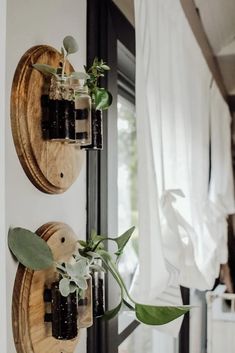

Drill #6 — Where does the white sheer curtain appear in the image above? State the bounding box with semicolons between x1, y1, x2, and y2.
208;82;235;268
134;0;235;315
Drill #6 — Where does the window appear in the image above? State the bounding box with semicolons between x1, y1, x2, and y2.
86;2;189;353
86;2;137;352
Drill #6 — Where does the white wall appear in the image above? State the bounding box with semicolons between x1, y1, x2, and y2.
5;1;87;352
0;0;7;351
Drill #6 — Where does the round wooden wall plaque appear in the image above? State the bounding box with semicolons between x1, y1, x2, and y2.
11;46;85;194
12;222;80;353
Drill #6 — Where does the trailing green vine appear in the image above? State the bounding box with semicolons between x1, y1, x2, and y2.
8;226;190;325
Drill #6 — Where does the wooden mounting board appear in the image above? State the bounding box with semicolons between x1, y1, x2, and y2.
12;222;80;353
11;46;85;194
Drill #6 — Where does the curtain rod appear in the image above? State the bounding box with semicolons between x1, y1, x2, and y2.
180;0;228;102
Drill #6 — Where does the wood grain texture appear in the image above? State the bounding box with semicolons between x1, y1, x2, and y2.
12;222;84;353
11;46;85;194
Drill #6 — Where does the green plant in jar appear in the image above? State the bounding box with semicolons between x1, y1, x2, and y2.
8;226;190;326
32;35;112;111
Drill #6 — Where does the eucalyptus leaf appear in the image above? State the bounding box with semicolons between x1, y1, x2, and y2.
8;227;54;270
63;35;79;54
135;304;189;325
103;300;122;320
89;264;106;272
74;276;88;290
64;263;76;277
112;226;135;257
61;47;65;56
69;281;78;293
71;71;90;80
59;278;71;297
65;259;89;278
32;64;57;76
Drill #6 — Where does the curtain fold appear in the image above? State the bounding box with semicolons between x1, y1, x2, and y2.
134;0;235;335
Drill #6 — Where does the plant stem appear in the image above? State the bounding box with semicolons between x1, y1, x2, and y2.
108;259;136;304
62;53;67;79
123;299;135;311
99;253;136;305
99;256;124;299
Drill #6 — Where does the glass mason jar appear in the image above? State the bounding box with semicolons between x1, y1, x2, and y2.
82;109;103;150
48;75;75;142
77;275;93;328
51;281;78;340
91;259;105;318
71;78;92;146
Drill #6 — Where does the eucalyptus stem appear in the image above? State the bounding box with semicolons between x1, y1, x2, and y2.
62;53;67;79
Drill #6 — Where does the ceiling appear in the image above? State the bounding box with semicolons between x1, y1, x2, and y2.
113;0;235;99
192;0;235;95
112;0;135;26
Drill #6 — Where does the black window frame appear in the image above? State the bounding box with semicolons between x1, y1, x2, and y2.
86;1;189;352
86;2;136;352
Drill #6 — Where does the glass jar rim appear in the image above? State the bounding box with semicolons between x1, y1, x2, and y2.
54;74;71;82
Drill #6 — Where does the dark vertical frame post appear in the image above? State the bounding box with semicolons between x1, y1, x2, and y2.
86;1;108;353
179;287;190;353
87;1;136;352
87;2;191;353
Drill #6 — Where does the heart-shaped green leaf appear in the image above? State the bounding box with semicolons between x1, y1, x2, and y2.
104;91;113;110
94;88;112;110
32;63;57;76
103;300;122;320
8;227;54;270
63;35;79;54
135;304;189;325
